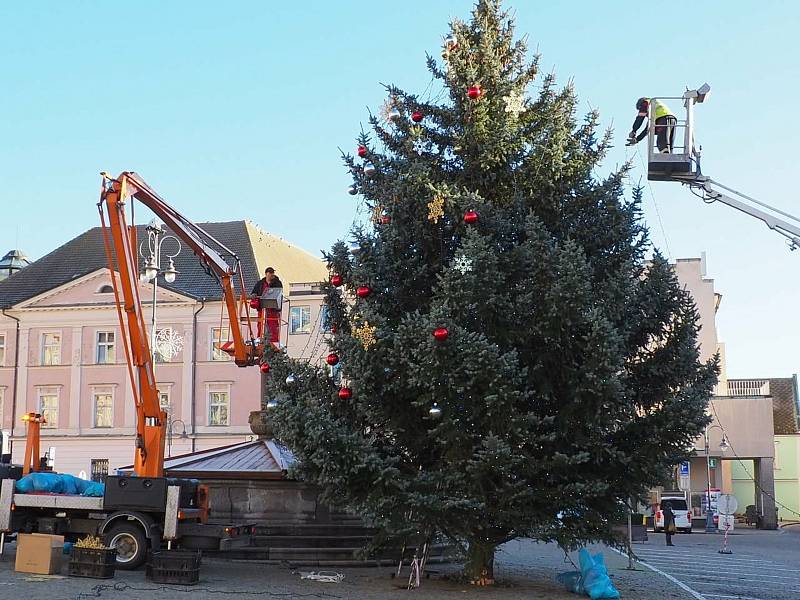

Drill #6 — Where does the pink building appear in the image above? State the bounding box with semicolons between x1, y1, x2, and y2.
0;221;328;477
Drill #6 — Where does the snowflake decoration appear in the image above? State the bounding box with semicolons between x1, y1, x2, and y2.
413;139;426;155
503;90;525;116
379;97;401;123
427;194;445;224
154;327;184;362
352;321;377;349
453;255;473;274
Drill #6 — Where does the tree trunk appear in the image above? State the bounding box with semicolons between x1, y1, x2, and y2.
465;540;496;585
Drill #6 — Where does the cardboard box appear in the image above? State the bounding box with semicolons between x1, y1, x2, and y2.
15;533;64;575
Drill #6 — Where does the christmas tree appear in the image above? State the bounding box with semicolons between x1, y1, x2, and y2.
265;0;717;583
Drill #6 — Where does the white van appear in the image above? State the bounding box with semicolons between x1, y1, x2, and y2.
654;496;693;533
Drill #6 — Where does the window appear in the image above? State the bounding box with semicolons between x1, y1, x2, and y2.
210;327;232;361
159;390;171;413
208;386;230;426
96;331;115;364
93;388;113;428
320;306;331;333
290;306;312;334
0;334;5;365
90;459;109;483
41;332;61;365
98;285;114;294
38;388;59;428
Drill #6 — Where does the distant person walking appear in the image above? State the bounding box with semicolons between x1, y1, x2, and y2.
663;502;676;546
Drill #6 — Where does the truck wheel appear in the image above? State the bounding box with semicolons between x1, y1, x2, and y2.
105;522;148;570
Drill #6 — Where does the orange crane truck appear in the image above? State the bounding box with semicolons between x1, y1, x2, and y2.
0;172;273;568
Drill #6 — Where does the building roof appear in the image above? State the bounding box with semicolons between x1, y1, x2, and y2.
0;249;31;273
121;439;296;480
0;221;326;308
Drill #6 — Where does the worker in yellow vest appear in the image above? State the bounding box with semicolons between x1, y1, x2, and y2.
627;97;677;153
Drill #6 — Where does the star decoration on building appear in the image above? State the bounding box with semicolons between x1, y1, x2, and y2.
453;254;473;274
427;194;445;224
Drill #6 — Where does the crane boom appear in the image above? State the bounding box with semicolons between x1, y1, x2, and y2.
97;172;264;477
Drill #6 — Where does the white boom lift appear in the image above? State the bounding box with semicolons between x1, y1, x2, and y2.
644;84;800;251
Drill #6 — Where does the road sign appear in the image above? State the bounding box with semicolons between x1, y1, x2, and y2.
679;461;690;476
708;458;717;468
718;494;738;516
678;475;690;491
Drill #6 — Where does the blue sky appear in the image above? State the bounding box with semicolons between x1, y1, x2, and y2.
1;1;798;378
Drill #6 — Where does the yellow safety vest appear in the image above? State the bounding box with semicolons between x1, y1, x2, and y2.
652;99;673;120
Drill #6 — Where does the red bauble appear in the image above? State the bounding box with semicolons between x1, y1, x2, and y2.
330;325;338;334
380;215;391;225
357;145;367;158
463;209;479;224
356;286;371;298
338;387;352;400
433;327;449;342
326;353;340;366
411;111;423;123
331;274;343;287
260;363;271;374
467;85;483;99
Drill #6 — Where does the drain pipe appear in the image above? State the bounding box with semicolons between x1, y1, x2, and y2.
1;309;20;456
191;298;206;453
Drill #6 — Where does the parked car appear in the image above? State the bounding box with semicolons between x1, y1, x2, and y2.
654;496;693;533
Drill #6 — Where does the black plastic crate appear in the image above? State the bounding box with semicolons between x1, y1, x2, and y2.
146;550;201;585
69;547;117;579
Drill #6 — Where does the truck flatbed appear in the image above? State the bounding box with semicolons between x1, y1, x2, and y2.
12;493;104;511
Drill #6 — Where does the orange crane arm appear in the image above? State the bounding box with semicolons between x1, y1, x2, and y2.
97;172;263;477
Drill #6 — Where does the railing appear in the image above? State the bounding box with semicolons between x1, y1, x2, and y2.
726;379;770;397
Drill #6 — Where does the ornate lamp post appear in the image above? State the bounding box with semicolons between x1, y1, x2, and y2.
167;418;188;458
139;220;181;365
704;424;730;533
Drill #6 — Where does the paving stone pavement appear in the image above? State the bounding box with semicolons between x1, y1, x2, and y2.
0;537;700;600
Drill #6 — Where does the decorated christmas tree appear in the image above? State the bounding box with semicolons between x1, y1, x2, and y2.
265;0;717;583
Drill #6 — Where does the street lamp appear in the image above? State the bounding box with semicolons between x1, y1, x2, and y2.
139;220;182;364
167;418;189;458
704;424;729;533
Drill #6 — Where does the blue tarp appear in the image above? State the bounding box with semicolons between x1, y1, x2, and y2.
578;549;620;599
15;473;105;497
557;549;621;599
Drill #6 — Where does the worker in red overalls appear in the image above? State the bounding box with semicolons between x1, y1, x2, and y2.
250;267;282;344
